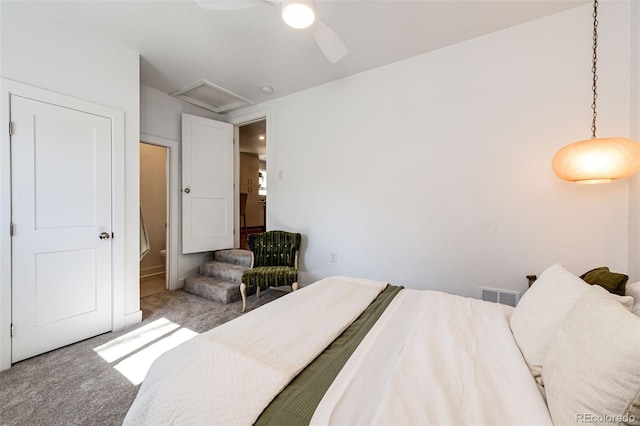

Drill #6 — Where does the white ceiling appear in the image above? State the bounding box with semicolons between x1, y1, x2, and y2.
32;0;587;107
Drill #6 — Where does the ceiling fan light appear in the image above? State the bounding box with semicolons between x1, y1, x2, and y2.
551;137;640;183
282;2;315;29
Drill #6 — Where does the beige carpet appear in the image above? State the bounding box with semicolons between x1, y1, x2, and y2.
0;288;284;425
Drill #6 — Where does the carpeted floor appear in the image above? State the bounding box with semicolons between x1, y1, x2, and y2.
0;288;284;426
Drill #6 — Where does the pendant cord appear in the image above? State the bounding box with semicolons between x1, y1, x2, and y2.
591;0;598;139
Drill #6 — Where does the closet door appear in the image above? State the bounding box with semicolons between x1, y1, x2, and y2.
11;94;113;362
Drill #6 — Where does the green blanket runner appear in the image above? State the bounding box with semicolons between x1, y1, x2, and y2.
255;284;403;426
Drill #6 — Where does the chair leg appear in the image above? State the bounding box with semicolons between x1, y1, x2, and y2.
292;282;298;292
240;283;247;313
256;286;261;298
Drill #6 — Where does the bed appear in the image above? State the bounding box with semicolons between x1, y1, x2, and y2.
124;265;640;425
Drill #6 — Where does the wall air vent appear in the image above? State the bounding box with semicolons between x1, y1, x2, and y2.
170;79;253;113
478;287;521;307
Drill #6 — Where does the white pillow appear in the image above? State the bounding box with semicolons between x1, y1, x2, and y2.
543;285;640;425
509;263;633;386
510;264;589;385
626;281;640;316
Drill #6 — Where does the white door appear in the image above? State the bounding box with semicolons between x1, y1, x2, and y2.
181;114;234;254
11;94;113;362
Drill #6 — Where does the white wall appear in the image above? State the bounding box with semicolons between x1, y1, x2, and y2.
0;1;140;369
228;3;632;297
140;85;223;284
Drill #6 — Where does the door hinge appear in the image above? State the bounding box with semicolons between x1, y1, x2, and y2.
111;232;114;239
10;324;14;337
8;122;14;136
9;223;14;237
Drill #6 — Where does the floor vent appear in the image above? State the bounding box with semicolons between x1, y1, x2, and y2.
170;79;252;113
478;287;521;307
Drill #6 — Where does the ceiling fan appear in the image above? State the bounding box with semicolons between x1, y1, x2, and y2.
195;0;348;64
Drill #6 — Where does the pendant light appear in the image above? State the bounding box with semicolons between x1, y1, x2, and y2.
552;0;640;184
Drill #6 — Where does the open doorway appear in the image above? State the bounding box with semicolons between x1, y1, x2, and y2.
238;119;267;249
140;142;168;297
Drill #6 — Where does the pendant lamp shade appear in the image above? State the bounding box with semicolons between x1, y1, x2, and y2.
551;0;640;183
552;137;640;184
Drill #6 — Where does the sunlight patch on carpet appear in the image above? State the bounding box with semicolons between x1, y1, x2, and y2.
93;317;198;385
115;328;198;385
94;318;180;363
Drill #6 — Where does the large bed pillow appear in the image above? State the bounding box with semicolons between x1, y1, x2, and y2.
543;285;640;425
510;263;593;384
627;281;640;316
510;264;592;384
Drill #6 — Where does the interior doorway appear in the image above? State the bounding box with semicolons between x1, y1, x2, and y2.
140;142;168;297
238;119;267;249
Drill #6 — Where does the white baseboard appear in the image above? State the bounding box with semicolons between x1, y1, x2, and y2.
140;265;165;279
174;277;185;290
119;310;142;330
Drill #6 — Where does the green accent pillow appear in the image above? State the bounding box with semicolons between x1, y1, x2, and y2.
580;267;628;296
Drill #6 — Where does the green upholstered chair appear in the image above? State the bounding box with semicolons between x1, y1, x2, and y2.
240;230;301;313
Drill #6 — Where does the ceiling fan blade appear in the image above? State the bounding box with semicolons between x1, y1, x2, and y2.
195;0;265;11
313;19;348;64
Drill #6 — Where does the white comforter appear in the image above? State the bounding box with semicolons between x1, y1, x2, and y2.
125;279;552;425
123;276;387;426
311;289;553;425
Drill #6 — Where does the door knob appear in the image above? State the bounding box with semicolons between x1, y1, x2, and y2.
99;232;110;240
184;187;191;194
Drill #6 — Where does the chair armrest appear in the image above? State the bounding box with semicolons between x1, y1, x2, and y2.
250;251;255;269
294;250;299;270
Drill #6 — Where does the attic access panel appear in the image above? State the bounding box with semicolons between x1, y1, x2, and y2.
170;79;253;113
